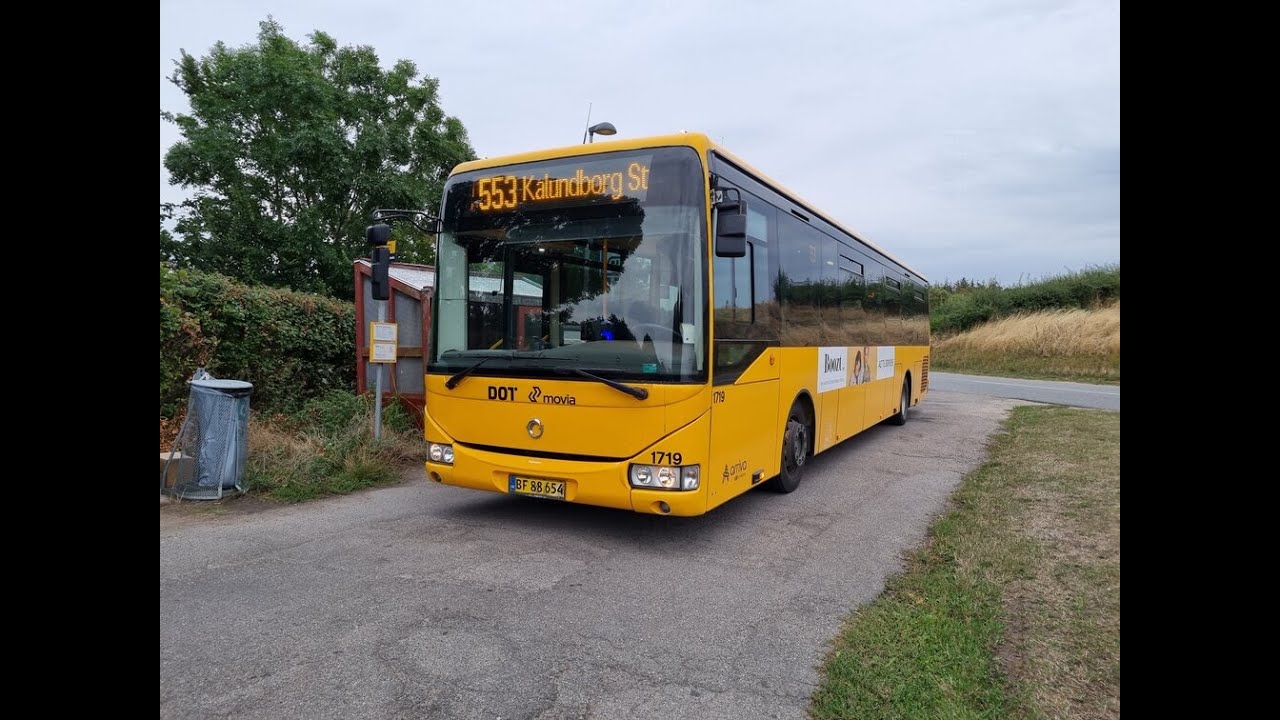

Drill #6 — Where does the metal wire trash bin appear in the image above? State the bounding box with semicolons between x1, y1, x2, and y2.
162;372;253;500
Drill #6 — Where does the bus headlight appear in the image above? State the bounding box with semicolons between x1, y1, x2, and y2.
629;464;700;491
428;443;453;465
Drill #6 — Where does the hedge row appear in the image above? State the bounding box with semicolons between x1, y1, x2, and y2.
160;265;356;417
930;265;1120;335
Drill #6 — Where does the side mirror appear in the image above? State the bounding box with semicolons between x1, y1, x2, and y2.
715;208;747;258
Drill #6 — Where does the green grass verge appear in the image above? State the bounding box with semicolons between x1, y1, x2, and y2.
811;406;1120;719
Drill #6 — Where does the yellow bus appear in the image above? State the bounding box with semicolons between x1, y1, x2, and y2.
425;132;930;516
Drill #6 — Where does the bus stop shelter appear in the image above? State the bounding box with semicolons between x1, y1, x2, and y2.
354;260;434;426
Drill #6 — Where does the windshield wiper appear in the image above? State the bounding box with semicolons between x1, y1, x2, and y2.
445;357;490;389
444;353;547;389
560;368;649;400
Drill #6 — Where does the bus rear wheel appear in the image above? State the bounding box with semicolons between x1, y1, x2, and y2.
769;404;809;493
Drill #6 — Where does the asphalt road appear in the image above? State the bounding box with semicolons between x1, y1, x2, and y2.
161;391;1016;720
929;371;1120;411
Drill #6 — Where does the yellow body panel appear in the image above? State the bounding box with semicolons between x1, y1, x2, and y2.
425;374;706;459
707;349;780;511
452;133;718;175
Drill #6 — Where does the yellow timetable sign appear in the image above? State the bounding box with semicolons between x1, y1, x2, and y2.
370;322;398;364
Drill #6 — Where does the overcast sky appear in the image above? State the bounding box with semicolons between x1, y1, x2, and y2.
160;0;1119;285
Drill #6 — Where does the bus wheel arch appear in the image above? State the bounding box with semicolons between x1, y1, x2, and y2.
768;392;814;493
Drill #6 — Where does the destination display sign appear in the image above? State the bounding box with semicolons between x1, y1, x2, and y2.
470;157;652;213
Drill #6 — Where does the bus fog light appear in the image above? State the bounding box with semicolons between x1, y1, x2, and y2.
681;465;700;490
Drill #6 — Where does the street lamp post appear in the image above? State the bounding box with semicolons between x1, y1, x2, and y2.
584;121;617;144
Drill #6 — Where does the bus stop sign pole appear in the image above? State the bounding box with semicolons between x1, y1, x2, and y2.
374;300;386;440
367;223;394;440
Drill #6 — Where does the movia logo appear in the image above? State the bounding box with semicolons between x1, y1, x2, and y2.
528;386;577;405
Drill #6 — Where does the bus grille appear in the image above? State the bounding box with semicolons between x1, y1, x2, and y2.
921;356;930;391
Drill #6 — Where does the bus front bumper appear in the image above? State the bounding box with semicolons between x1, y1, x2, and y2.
424;417;709;517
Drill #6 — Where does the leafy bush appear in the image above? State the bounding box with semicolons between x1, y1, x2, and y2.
160;265;356;416
295;391;366;435
381;399;418;435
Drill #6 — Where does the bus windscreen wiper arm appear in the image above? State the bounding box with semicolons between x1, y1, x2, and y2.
445;358;489;389
567;368;648;400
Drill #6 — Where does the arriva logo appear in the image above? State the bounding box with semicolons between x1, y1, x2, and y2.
528;386;577;405
722;459;748;480
824;354;844;373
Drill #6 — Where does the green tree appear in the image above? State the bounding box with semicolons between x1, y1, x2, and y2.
160;203;176;264
162;19;474;297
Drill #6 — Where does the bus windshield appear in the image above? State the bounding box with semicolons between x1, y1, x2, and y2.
431;146;707;383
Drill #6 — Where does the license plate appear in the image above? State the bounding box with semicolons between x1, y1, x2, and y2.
508;475;566;500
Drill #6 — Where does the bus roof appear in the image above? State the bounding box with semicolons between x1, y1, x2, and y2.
450;132;927;282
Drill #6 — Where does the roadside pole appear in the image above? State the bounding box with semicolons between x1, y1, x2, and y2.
365;222;396;441
374;299;386;440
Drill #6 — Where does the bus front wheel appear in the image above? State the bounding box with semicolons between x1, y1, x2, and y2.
769;404;809;493
889;378;910;426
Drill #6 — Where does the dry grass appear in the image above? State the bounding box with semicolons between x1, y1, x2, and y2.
242;398;424;502
934;304;1120;382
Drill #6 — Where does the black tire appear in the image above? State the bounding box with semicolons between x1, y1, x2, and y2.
889;379;910;426
768;404;810;493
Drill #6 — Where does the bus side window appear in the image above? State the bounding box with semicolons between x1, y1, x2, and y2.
714;244;752;327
